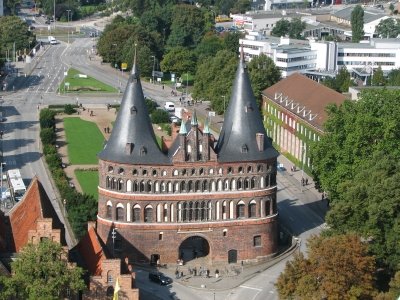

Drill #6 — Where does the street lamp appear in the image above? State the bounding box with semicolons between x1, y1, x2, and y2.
112;44;119;91
66;10;71;45
63;198;66;215
221;95;226;114
151;55;155;84
111;228;117;257
300;144;306;192
53;0;56;29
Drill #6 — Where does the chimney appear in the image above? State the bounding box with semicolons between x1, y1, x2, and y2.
256;133;264;152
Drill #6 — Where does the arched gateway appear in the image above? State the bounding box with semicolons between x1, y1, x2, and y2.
179;236;210;263
96;50;279;264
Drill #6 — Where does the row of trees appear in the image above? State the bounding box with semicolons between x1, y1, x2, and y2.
270;18;306;39
40;108;97;239
375;18;400;39
97;5;282;114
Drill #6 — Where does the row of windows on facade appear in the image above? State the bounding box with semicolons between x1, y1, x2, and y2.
338;61;396;66
265;103;321;142
107;164;270;177
105;198;275;223
338;52;396;58
276;55;317;63
105;174;277;193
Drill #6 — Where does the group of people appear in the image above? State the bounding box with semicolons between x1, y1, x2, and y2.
175;267;220;279
301;177;309;186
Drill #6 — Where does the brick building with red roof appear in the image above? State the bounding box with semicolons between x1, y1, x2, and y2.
262;73;348;171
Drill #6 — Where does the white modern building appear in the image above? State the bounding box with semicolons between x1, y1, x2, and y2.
240;32;400;78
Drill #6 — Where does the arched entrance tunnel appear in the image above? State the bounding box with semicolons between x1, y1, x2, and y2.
179;236;210;263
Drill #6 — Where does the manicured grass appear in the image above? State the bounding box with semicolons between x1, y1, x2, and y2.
59;68;116;93
63;117;104;164
75;170;99;200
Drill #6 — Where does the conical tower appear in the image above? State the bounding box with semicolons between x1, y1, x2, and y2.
98;53;170;165
216;50;278;162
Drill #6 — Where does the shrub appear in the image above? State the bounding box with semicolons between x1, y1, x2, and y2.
160;123;172;136
145;98;158;114
43;144;57;156
64;104;76;115
40;128;56;145
39;109;56;129
151;109;170;124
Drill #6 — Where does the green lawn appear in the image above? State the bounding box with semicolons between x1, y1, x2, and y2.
64;117;104;164
75;170;99;200
59;68;116;93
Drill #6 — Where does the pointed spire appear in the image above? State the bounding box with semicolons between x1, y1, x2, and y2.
203;117;210;134
98;46;170;165
191;110;198;126
215;53;278;163
179;120;187;135
131;43;139;77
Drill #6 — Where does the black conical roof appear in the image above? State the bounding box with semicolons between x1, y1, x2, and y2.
215;55;279;162
98;60;170;165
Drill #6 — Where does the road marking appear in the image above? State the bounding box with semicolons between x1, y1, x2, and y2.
239;285;262;291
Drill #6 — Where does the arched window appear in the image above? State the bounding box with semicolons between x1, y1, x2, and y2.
152;169;157;177
132;205;141;222
195;181;200;192
106;176;111;188
181;181;186;192
222;201;227;220
237;178;243;190
209;168;214;175
132;169;138;176
157;204;162;222
146;181;153;193
247;166;253;173
201;201;206;220
144;206;153;222
257;165;263;172
163;203;168;222
238;166;243;174
118;168;124;175
218;168;223;175
140;181;145;192
236;201;245;218
106;205;112;218
133;181;138;192
249;200;256;218
245;178;250;189
116;206;124;221
202;180;208;191
194;202;200;220
112;178;117;190
217;179;223;191
173;169;179;176
126;179;132;192
251;177;256;189
188;202;193;221
265;199;271;216
107;271;113;283
108;166;114;173
231;179;236;190
182;202;187;222
188;181;193;192
224;179;230;191
117;179;124;191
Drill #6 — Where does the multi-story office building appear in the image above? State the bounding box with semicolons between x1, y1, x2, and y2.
240;32;400;79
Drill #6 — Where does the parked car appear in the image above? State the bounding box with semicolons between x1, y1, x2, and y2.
148;272;172;285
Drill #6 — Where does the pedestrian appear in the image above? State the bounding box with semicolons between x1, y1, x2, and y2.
162;84;165;90
321;193;325;201
301;178;305;186
104;127;106;133
175;269;179;279
107;126;110;133
215;269;219;278
180;271;183;278
206;269;210;278
194;266;197;276
0;131;3;139
305;178;309;185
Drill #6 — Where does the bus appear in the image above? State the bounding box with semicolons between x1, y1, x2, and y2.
7;169;27;202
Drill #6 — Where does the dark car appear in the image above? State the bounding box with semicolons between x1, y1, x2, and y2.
148;272;172;285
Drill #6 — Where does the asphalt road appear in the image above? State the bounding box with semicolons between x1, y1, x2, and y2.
0;34;327;299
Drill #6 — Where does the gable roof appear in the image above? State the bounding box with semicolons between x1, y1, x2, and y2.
262;73;347;130
76;226;106;276
333;6;386;24
7;177;66;252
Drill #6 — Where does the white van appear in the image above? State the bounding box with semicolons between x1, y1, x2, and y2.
164;101;175;112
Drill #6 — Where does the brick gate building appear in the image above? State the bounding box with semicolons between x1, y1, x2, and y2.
96;53;279;265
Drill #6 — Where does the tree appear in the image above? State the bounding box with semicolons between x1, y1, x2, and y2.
387;68;400;86
375;18;400;38
288;18;306;39
322;67;352;93
351;5;364;43
271;18;290;37
247;54;281;102
223;31;242;54
195;33;224;63
0;16;36;60
231;0;250;14
371;66;386;86
0;239;85;299
389;3;395;14
192;50;238;114
160;46;197;77
276;234;377;299
166;4;206;49
271;18;305;39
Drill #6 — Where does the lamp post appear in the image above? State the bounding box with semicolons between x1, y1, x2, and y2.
63;198;66;215
66;10;71;45
151;55;155;84
111;228;117;257
53;0;56;29
112;44;119;91
301;144;305;192
221;95;226;114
